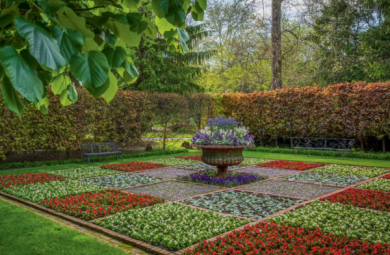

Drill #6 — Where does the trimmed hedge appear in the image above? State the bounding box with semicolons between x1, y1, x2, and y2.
0;149;188;170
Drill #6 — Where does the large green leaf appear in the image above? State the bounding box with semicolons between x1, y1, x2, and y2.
53;26;83;62
51;75;71;95
70;51;109;89
102;46;127;68
67;84;78;102
122;0;140;10
155;16;176;36
1;75;24;117
15;17;66;71
58;8;94;38
0;46;44;104
100;71;118;103
37;97;50;114
104;19;141;47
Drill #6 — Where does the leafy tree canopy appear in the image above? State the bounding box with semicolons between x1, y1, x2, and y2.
0;0;207;116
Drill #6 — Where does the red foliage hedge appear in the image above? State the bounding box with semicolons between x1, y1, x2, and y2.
176;155;202;161
0;172;66;189
220;82;390;144
184;221;390;255
258;160;324;170
321;188;390;212
40;189;164;220
100;161;163;172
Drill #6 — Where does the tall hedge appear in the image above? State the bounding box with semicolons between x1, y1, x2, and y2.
0;89;153;160
220;82;390;150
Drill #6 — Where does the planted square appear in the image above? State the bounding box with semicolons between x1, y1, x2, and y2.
175;155;202;161
285;172;368;187
240;158;272;165
50;167;119;180
234;166;300;178
321;188;390;212
178;170;265;187
95;202;250;251
100;161;163;172
144;158;199;166
123;181;221;201
258;160;324;170
78;173;161;189
184;221;390;255
40;189;164;220
311;165;389;178
270;201;390;244
358;178;390;192
3;180;102;202
0;172;66;189
240;179;340;199
181;190;303;219
139;167;196;178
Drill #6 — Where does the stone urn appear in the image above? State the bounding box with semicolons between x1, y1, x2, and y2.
194;144;255;177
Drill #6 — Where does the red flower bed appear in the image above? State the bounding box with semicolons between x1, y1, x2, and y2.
176;155;202;161
0;172;66;189
40;189;165;220
383;173;390;179
184;221;390;255
258;160;324;171
321;188;390;212
100;161;163;172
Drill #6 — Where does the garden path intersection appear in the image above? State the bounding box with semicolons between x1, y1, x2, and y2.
1;157;390;254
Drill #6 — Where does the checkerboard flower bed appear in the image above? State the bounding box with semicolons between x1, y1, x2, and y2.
100;162;163;172
176;155;202;161
181;190;303;219
258;160;324;170
184;221;390;255
79;173;161;189
0;172;66;189
358;178;390;192
240;179;339;199
384;173;390;179
144;158;200;166
50;167;119;180
123;181;221;201
95;202;250;251
311;165;389;178
271;200;390;243
179;170;266;187
285;172;368;187
321;188;390;212
40;189;164;220
3;180;102;203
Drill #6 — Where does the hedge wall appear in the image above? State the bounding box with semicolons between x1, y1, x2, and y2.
0;89;153;160
1;81;389;161
220;81;390;151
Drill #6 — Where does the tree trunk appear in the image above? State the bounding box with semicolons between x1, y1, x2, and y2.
382;137;387;153
271;0;283;90
163;124;167;151
360;137;364;152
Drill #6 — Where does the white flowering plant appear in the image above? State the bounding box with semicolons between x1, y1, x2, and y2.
191;116;254;146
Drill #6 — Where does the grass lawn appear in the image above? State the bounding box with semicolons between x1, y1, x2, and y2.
0;198;129;255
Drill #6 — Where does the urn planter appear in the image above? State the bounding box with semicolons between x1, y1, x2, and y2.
194;144;255;177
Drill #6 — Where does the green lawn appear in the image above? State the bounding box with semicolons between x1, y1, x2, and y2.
0;198;128;255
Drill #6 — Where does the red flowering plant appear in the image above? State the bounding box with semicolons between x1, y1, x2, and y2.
100;161;163;172
40;189;164;220
176;155;202;161
184;221;390;255
321;188;390;212
258;160;324;171
383;173;390;179
0;172;66;189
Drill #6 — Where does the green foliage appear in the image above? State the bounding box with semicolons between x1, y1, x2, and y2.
311;0;390;85
0;0;208;115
